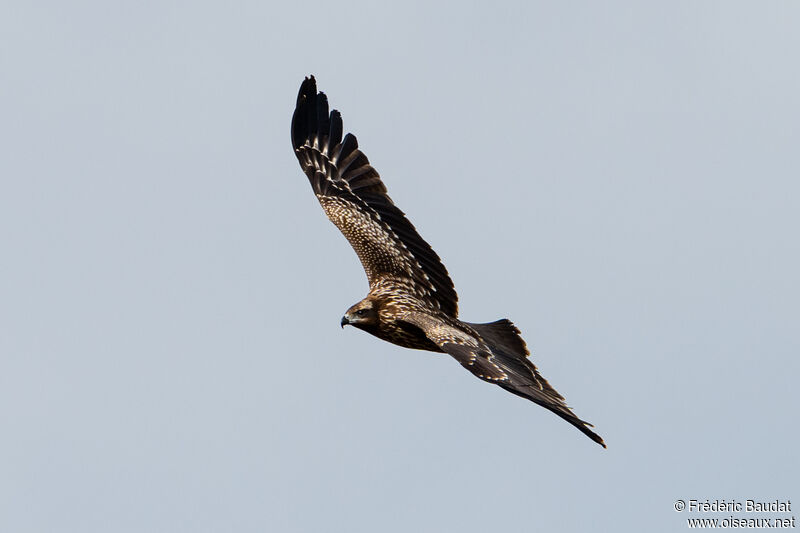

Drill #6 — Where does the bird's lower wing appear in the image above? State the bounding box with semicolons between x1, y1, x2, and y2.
400;312;606;448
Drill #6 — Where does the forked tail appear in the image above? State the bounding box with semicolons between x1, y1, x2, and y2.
467;319;606;448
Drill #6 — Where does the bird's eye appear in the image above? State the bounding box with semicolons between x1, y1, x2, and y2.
356;309;367;316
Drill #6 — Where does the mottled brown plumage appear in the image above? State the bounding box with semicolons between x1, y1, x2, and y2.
291;76;605;448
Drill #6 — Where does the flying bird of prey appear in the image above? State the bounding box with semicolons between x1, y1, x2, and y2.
291;76;605;448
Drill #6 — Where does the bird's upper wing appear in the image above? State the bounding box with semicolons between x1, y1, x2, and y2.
291;76;458;317
400;312;606;447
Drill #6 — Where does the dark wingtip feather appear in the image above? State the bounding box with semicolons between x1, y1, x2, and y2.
328;110;343;154
588;430;607;448
315;92;330;151
559;411;607;448
296;75;316;107
577;421;607;448
292;75;319;150
292;75;343;158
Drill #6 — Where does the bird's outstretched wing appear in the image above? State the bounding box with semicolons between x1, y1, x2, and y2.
291;76;458;317
401;312;606;447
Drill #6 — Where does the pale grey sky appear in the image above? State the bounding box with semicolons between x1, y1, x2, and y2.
1;2;798;532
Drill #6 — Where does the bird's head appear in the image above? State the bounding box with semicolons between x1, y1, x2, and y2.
341;299;379;330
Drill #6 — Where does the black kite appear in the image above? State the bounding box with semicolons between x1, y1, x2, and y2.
291;76;605;447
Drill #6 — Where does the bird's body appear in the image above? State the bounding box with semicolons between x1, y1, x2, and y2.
350;281;445;352
291;76;605;448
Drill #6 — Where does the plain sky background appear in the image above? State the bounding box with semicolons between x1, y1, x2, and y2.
1;2;798;532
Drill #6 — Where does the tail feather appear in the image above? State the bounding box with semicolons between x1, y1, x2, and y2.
467;319;606;448
468;319;529;358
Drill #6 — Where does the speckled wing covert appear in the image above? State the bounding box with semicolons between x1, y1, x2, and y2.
291;76;458;317
400;312;606;448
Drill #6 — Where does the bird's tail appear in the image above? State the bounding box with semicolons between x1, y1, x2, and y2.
466;319;606;448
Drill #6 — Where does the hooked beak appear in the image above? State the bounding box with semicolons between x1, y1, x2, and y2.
340;316;350;328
